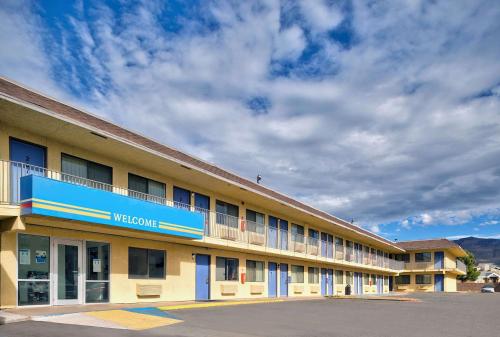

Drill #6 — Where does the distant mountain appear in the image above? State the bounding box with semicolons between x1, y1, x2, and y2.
454;237;500;265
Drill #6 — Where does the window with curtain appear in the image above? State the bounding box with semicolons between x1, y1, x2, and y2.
416;274;432;284
291;265;304;283
363;273;370;285
216;257;239;281
415;252;432;262
246;260;264;282
335;270;344;284
216;200;239;228
246;209;265;234
335;237;344;246
61;154;112;190
291;224;304;242
128;173;166;202
396;275;411;285
308;267;319;284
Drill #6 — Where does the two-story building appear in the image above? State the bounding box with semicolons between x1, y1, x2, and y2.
393;240;467;292
0;77;466;308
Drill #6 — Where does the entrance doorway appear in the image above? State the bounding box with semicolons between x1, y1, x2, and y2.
52;239;83;305
195;254;210;301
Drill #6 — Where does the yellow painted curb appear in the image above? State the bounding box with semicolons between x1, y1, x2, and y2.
328;296;421;302
158;299;285;311
85;309;182;330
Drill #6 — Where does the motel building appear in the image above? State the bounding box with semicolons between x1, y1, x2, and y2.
0;77;467;308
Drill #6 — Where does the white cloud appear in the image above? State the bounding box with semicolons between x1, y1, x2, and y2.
0;0;499;232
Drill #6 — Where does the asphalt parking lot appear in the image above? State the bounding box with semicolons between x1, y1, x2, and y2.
1;293;499;337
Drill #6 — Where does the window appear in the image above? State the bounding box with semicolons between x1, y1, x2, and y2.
216;257;239;281
246;209;265;234
335;270;344;284
291;265;304;283
415;252;432;262
86;242;110;303
291;224;304;242
416;274;432;284
308;267;319;284
363;273;370;285
128;247;165;279
395;254;410;263
346;271;353;285
216;200;239;228
335;237;344;246
246;260;264;282
18;234;50;306
128;173;166;202
346;240;353;248
396;275;411;285
61;153;112;189
173;186;191;210
384;275;389;285
308;229;319;240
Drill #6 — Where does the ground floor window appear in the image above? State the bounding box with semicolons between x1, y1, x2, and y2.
384;275;389;286
308;267;319;284
216;257;239;281
246;260;264;282
291;265;304;283
363;273;370;285
416;274;432;284
128;247;166;279
86;242;110;303
18;234;50;306
346;271;353;285
395;275;411;285
335;270;344;284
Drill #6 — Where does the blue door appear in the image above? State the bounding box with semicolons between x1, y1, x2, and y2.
280;220;288;250
377;275;383;294
434;251;444;269
9;138;46;202
268;216;278;248
173;186;191;209
327;269;334;296
280;263;288;297
268;262;277;297
321;268;327;296
195;254;210;301
354;272;360;295
359;273;363;294
434;274;444;292
194;193;210;234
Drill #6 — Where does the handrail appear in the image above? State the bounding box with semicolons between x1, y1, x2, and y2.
0;159;405;271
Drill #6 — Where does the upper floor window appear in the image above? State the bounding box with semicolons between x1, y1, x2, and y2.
216;200;239;228
395;254;410;263
415;252;432;262
173;186;191;209
291;224;304;242
128;173;166;202
246;209;265;234
335;237;344;246
308;228;319;240
61;153;112;189
416;274;432;284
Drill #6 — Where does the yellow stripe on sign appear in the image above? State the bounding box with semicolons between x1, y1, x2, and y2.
158;224;202;235
159;221;204;232
32;202;111;220
30;198;111;215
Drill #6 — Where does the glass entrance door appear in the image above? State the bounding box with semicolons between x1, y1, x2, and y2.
53;239;83;305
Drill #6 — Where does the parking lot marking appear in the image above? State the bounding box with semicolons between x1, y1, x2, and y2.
158;299;285;311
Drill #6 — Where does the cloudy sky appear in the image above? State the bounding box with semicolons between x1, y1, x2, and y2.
1;0;499;241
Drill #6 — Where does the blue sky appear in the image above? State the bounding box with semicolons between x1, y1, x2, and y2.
1;0;499;242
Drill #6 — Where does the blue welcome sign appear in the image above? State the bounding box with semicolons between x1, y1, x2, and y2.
20;175;204;239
